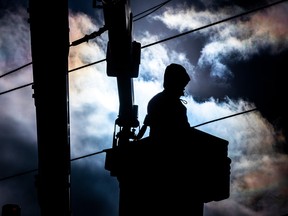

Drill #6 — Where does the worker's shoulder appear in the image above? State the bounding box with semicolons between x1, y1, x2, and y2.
149;91;169;103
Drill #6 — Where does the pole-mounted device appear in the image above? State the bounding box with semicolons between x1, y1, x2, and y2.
102;0;141;145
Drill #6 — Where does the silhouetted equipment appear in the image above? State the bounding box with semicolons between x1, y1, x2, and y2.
102;0;141;132
103;0;141;78
105;128;231;215
28;1;71;215
70;25;108;46
1;204;21;216
102;0;231;215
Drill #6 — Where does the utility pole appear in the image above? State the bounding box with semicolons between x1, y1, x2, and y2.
28;1;71;216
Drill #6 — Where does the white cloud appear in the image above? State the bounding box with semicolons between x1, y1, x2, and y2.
0;4;287;216
67;11;288;214
151;2;288;82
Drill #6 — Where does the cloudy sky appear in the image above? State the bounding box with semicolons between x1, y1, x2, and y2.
1;0;288;215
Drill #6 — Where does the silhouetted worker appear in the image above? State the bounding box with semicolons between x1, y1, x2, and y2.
144;63;191;144
138;63;204;215
115;63;230;216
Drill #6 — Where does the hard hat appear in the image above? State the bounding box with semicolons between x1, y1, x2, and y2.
163;63;190;89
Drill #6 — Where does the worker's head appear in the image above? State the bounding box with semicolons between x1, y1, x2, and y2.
163;63;190;96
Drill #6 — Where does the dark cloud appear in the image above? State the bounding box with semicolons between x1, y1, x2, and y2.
1;1;288;216
0;0;27;11
0;121;37;175
229;48;288;153
187;40;288;154
187;0;273;11
70;161;119;216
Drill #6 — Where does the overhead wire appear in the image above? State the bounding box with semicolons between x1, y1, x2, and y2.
0;83;32;96
191;108;258;128
0;107;258;183
0;62;32;79
133;0;172;22
0;0;285;182
0;149;107;182
0;0;173;82
0;0;286;96
141;0;288;49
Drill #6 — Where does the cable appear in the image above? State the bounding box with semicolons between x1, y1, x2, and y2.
191;108;258;128
1;0;286;91
0;62;32;79
68;58;106;73
133;0;172;22
71;149;106;161
0;107;257;183
0;149;106;182
0;168;38;182
0;58;105;95
67;0;288;73
141;0;288;49
0;1;281;181
0;83;33;96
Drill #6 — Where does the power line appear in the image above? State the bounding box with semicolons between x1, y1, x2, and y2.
66;0;288;72
192;108;258;128
141;0;288;49
0;168;38;182
0;149;106;182
0;107;257;183
0;62;32;79
1;0;286;96
68;58;105;73
0;0;171;80
133;0;172;22
0;83;33;96
0;0;283;203
0;1;281;181
68;0;173;46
